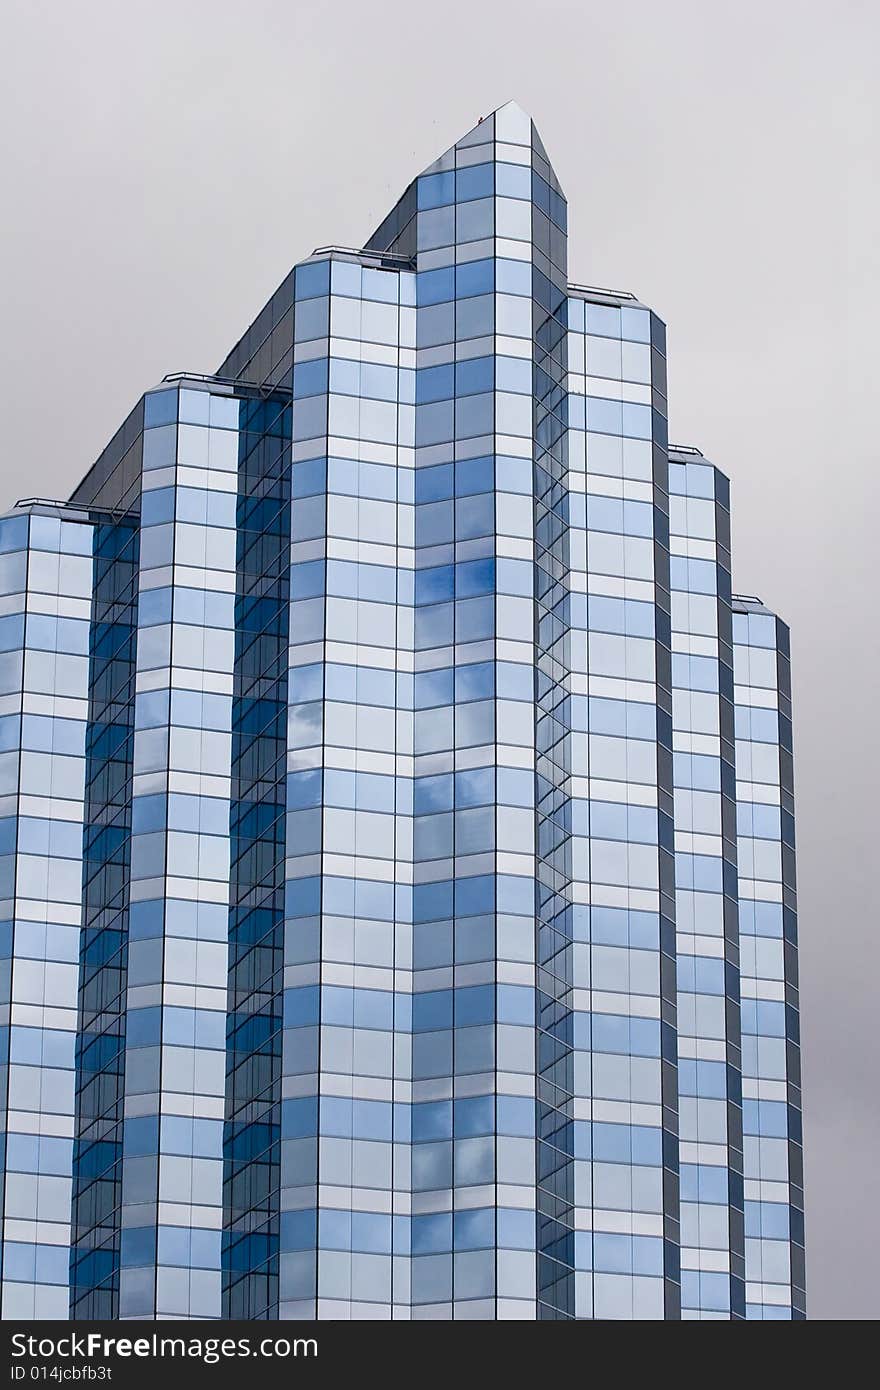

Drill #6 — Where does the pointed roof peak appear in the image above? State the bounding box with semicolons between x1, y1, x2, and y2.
366;101;564;255
456;99;534;148
494;98;532;120
418;100;561;190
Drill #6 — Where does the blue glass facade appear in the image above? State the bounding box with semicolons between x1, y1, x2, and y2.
0;103;802;1320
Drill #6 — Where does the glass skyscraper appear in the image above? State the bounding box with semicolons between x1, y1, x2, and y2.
0;102;804;1322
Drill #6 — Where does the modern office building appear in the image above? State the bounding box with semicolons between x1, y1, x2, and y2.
0;102;804;1321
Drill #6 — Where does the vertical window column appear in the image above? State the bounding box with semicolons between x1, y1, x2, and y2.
120;384;238;1319
72;515;140;1319
733;600;804;1319
223;393;291;1319
280;261;330;1320
0;510;93;1319
669;453;744;1318
566;297;679;1320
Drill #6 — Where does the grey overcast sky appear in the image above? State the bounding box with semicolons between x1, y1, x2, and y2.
1;0;877;1319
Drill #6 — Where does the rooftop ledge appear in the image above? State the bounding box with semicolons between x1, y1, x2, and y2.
305;247;638;304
